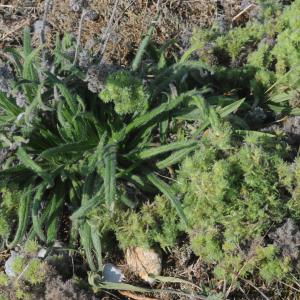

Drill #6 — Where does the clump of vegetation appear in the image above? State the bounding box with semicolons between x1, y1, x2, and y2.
1;1;300;298
0;21;229;279
176;124;298;285
0;252;46;299
0;273;9;287
0;188;19;245
88;122;300;289
0;250;95;300
99;70;149;115
10;252;46;286
89;194;179;251
189;0;300;114
23;240;39;256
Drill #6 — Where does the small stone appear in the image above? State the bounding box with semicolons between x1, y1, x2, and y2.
33;20;48;34
283;116;300;145
247;106;266;123
0;64;14;94
0;149;9;164
85;64;118;93
102;263;124;283
269;218;300;268
0;79;10;94
125;247;162;284
5;251;22;278
85;9;99;21
0;64;14;80
38;248;47;258
283;116;300;136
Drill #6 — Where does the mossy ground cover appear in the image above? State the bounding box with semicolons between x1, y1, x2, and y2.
0;0;300;299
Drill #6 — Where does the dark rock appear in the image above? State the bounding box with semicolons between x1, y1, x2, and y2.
269;218;300;268
283;116;300;145
85;9;99;21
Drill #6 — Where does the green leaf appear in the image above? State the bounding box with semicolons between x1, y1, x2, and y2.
56;83;76;114
191;99;244;138
209;107;221;131
116;90;197;142
268;104;300;115
147;173;188;226
104;144;117;212
32;183;47;242
22;46;43;81
131;140;197;160
17;147;44;175
23;27;33;57
192;94;210;120
218;98;245;117
88;275;205;299
41;142;96;160
0;92;22;117
7;187;32;248
4;48;23;75
151;63;211;97
24;84;43;124
0;166;35;186
79;222;96;271
156;144;198;169
176;98;244;121
234;130;275;138
269;92;292;103
149;274;201;290
119;193;137;209
47;186;64;242
120;173;156;193
131;14;159;72
70;186;104;220
91;230;102;271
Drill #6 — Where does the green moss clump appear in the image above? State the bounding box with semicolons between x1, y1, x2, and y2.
6;254;47;299
24;241;39;255
176;125;294;284
189;0;300;109
0;218;9;238
0;187;19;211
99;70;148;115
272;1;300;74
287;157;300;218
12;256;26;275
11;255;46;285
0;187;21;241
115;195;179;250
0;272;9;287
23;259;46;285
215;22;265;64
89;195;179;251
249;0;300;95
15;287;30;300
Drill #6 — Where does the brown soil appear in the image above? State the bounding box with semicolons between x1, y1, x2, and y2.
0;0;244;65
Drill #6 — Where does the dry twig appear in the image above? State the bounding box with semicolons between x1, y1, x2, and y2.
99;0;120;63
0;4;14;8
240;278;270;300
0;19;30;42
232;4;256;22
73;8;88;65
